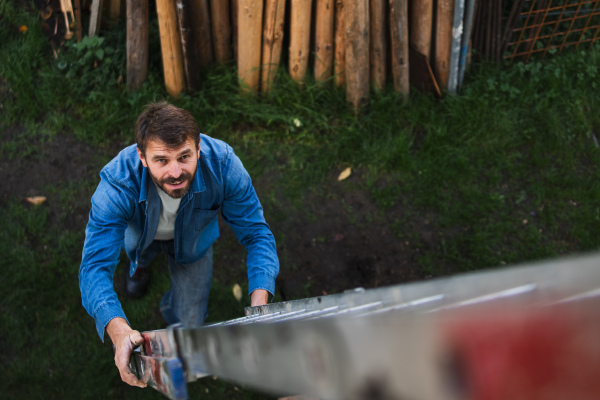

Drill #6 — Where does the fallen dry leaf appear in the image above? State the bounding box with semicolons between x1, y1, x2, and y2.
337;167;351;181
19;25;28;33
40;5;52;20
232;283;242;302
27;196;47;206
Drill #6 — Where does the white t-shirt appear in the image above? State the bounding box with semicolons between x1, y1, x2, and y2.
153;182;182;241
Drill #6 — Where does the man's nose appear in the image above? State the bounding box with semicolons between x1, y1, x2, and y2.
169;162;182;177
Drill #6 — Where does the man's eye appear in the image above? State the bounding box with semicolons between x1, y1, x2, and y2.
181;155;190;160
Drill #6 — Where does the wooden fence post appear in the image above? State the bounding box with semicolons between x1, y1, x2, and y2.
231;0;238;63
109;0;121;20
88;0;104;36
344;0;369;109
190;0;214;67
334;0;345;88
370;0;386;91
156;0;185;97
315;0;334;83
435;0;455;91
261;0;286;93
237;0;263;92
390;0;409;94
126;0;148;90
176;0;199;90
74;0;82;41
289;0;313;85
409;0;433;58
211;0;232;63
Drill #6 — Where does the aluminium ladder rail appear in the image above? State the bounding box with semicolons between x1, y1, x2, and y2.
130;252;600;400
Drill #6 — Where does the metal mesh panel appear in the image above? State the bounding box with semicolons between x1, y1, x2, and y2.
504;0;600;62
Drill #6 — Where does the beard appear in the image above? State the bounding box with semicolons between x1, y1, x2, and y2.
148;169;195;199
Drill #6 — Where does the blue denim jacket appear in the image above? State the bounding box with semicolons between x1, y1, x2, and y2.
79;134;279;340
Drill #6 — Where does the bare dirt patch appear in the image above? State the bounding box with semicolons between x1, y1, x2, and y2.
2;125;437;303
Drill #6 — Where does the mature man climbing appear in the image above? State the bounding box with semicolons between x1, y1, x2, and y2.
79;101;279;387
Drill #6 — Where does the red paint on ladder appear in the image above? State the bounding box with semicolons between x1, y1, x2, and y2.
445;305;600;400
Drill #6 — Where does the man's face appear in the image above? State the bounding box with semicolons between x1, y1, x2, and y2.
137;138;200;199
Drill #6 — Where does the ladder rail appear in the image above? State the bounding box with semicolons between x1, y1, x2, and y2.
131;252;600;400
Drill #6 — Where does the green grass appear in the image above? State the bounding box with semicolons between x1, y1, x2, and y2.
2;1;600;399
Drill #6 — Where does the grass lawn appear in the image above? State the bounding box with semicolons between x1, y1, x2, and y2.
1;2;600;399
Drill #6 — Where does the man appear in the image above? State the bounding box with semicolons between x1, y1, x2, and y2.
79;102;279;388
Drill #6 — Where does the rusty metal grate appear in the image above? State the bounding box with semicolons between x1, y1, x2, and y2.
503;0;600;62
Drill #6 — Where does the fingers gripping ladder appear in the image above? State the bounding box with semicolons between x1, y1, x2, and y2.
130;253;600;400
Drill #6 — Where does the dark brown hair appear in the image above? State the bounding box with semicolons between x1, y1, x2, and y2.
135;102;200;155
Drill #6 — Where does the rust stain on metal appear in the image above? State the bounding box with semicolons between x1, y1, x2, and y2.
503;0;600;63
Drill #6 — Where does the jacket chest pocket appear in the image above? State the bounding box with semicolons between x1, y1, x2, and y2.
194;208;220;231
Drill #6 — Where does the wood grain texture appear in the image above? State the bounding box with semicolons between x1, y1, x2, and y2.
176;0;199;90
370;0;386;91
156;0;185;97
237;0;263;92
231;0;238;62
289;0;313;85
109;0;121;19
261;0;286;92
389;0;409;94
344;0;369;109
435;0;455;90
334;0;345;88
315;0;335;83
409;0;433;57
88;0;104;37
211;0;231;63
126;0;148;90
74;0;82;41
190;0;214;67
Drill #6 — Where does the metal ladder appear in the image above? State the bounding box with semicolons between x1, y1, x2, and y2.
130;252;600;400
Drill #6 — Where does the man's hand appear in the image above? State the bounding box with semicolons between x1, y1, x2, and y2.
250;289;269;306
106;317;147;388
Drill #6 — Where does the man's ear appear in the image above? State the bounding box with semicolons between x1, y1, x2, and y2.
197;142;201;160
137;147;148;168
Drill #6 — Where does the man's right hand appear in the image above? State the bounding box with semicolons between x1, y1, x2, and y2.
106;317;147;388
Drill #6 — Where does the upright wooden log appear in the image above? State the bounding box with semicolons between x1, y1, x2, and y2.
210;0;231;63
88;0;104;36
176;0;199;90
126;0;149;90
435;0;455;91
237;0;263;92
370;0;386;91
334;0;345;88
261;0;286;93
344;0;369;109
231;0;238;62
190;0;214;67
289;0;313;85
74;0;82;41
409;0;433;57
389;0;409;94
314;0;335;83
156;0;185;97
109;0;121;20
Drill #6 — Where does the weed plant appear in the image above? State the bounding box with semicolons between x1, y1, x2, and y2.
1;1;600;398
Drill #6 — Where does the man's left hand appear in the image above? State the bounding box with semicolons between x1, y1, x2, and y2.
250;289;269;306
